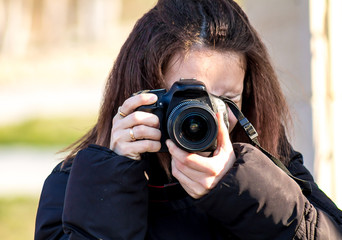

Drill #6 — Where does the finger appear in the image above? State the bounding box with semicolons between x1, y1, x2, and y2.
136;140;161;153
130;125;161;141
121;93;157;116
113;111;160;131
171;159;208;199
113;93;157;122
115;140;161;157
213;112;231;156
211;112;236;173
166;139;215;174
172;157;217;190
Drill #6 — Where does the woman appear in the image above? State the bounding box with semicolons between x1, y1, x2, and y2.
35;0;342;239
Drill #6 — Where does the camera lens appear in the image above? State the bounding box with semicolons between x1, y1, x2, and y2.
167;100;218;152
181;114;208;142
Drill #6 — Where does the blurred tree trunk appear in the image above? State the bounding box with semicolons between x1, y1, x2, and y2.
0;0;33;56
76;0;121;42
38;0;70;44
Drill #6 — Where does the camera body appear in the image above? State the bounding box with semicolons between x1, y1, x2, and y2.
136;79;229;152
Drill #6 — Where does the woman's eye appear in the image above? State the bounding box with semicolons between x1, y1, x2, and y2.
225;95;241;103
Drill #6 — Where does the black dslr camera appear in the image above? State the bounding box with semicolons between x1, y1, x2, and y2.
136;79;229;152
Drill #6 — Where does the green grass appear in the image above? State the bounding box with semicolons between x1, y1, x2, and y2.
0;116;96;147
0;117;96;238
0;196;39;240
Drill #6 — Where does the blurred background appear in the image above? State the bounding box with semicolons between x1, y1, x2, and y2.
0;0;341;239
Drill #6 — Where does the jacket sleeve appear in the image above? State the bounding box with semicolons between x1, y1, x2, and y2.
35;144;148;240
35;162;70;240
195;143;342;240
287;150;342;239
62;144;148;240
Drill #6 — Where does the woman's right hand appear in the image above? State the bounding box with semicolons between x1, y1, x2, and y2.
110;93;161;160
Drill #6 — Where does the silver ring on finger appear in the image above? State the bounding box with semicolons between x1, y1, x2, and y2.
129;128;136;141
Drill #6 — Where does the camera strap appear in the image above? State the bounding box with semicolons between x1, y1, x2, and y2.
219;97;312;196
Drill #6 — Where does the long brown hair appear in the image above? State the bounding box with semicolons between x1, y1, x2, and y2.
64;0;291;165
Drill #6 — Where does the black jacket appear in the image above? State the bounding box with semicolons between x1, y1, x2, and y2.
35;143;342;239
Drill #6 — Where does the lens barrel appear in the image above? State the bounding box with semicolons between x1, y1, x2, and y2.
167;100;218;152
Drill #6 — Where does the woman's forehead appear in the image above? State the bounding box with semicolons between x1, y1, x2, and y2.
164;48;245;95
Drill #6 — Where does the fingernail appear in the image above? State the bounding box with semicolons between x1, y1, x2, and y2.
150;94;158;101
165;139;171;148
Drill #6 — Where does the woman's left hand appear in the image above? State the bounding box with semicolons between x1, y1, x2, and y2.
167;112;236;199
